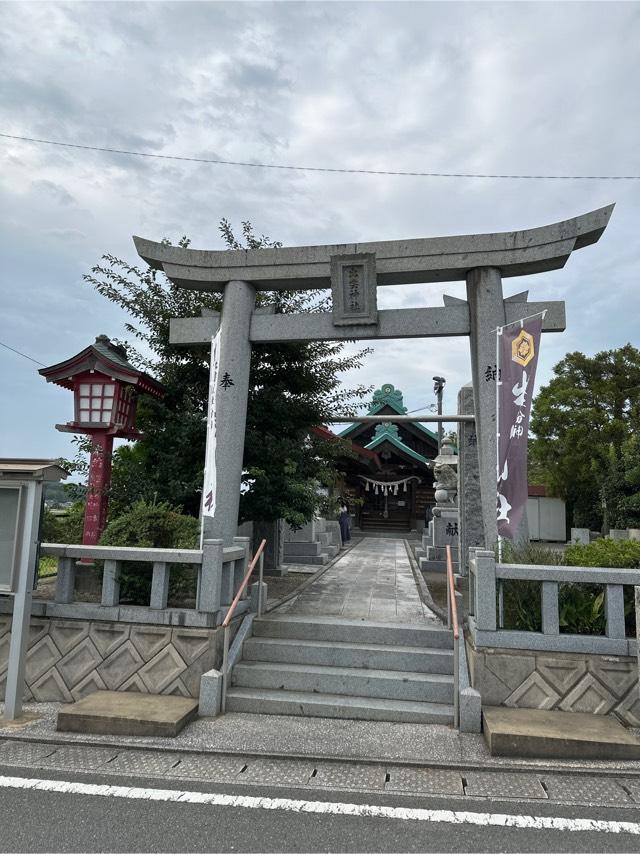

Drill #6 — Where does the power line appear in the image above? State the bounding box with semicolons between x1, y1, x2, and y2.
407;403;437;414
0;340;46;367
1;132;639;180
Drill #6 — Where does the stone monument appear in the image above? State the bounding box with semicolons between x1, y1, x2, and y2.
415;437;459;573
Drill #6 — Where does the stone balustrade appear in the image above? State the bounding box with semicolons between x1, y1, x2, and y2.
466;548;640;725
27;539;251;628
468;548;639;657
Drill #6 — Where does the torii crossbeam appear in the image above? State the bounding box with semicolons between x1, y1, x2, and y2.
134;205;614;548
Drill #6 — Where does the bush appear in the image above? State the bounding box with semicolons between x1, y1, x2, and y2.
41;502;86;544
498;538;638;636
99;500;199;604
499;541;566;566
565;539;640;568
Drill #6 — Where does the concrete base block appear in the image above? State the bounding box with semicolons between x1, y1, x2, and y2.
459;687;482;733
56;690;199;737
609;529;629;541
250;581;268;614
418;558;448;574
570;528;590;545
483;706;640;760
199;669;223;717
262;565;289;577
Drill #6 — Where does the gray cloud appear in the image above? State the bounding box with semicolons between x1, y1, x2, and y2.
0;1;639;459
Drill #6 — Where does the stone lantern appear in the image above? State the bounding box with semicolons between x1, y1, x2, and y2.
39;335;165;545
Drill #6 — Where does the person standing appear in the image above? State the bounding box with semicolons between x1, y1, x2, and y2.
338;500;351;545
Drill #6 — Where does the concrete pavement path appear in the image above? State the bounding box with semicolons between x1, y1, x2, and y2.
276;537;438;623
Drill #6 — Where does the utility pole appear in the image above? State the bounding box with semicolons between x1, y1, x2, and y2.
433;376;446;452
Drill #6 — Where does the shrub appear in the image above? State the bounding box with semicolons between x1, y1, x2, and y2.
99;500;199;604
498;538;638;636
41;502;86;544
565;538;640;568
499;541;566;566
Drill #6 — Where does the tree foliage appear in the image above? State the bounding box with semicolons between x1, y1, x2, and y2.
83;221;371;527
530;344;640;530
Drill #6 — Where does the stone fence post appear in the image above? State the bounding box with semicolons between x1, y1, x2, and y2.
198;539;224;613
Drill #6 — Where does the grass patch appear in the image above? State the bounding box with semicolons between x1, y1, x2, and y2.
38;555;58;578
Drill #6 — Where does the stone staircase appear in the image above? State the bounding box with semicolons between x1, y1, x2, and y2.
226;615;455;724
283;533;339;566
283;519;341;566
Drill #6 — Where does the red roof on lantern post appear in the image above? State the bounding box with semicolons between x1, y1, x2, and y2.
39;335;165;547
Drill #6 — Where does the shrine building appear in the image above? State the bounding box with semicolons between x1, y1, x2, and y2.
329;383;439;534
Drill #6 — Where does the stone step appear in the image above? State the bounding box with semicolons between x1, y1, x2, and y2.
426;546;459;560
283;541;323;557
253;615;453;649
242;636;454;674
282;553;329;566
232;661;454;703
225;687;455;724
483;707;640;760
419;557;448;574
56;691;198;737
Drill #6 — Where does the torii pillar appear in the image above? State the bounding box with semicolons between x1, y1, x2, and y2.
134;204;614;551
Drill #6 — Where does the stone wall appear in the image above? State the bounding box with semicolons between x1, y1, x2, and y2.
0;615;221;703
467;641;640;727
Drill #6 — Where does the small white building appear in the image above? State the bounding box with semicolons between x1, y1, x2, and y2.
527;485;566;542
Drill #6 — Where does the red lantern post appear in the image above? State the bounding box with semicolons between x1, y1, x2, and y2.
39;335;165;545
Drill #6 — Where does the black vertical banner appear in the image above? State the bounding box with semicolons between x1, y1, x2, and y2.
497;315;543;539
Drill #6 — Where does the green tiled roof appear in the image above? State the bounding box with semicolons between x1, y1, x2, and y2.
338;383;438;443
364;423;430;466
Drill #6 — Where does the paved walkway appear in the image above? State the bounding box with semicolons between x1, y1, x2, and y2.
276;537;439;623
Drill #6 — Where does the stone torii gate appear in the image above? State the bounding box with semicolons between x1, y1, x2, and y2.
134;204;613;549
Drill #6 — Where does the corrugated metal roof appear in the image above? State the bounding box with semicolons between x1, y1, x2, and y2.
0;459;69;480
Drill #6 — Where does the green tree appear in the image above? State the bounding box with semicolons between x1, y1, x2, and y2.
601;433;640;529
83;220;370;528
530;344;640;530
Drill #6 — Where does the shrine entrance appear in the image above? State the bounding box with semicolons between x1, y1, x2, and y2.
134;204;611;551
336;383;438;533
359;485;414;533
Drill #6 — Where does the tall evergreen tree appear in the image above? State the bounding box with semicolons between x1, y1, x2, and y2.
530;344;640;530
83;221;371;527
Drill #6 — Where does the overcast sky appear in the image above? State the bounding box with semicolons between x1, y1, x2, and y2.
1;0;639;466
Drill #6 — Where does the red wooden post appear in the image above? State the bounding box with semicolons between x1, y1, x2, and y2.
82;433;114;546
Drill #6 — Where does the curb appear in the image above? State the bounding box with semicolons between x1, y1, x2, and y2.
2;728;640;779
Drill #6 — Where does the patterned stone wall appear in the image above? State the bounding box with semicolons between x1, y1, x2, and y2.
468;641;640;726
0;615;220;703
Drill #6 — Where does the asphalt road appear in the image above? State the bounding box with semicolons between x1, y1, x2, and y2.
1;765;639;853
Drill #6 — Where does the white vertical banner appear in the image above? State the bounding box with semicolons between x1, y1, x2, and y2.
201;330;222;538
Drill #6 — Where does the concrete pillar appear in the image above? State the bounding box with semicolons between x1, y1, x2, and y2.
254;520;286;575
466;267;505;550
4;481;42;720
204;280;256;546
457;384;483;575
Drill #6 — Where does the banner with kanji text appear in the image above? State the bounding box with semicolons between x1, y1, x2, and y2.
497;315;543;540
202;329;222;525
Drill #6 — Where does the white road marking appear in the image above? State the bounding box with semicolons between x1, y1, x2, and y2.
0;774;638;835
